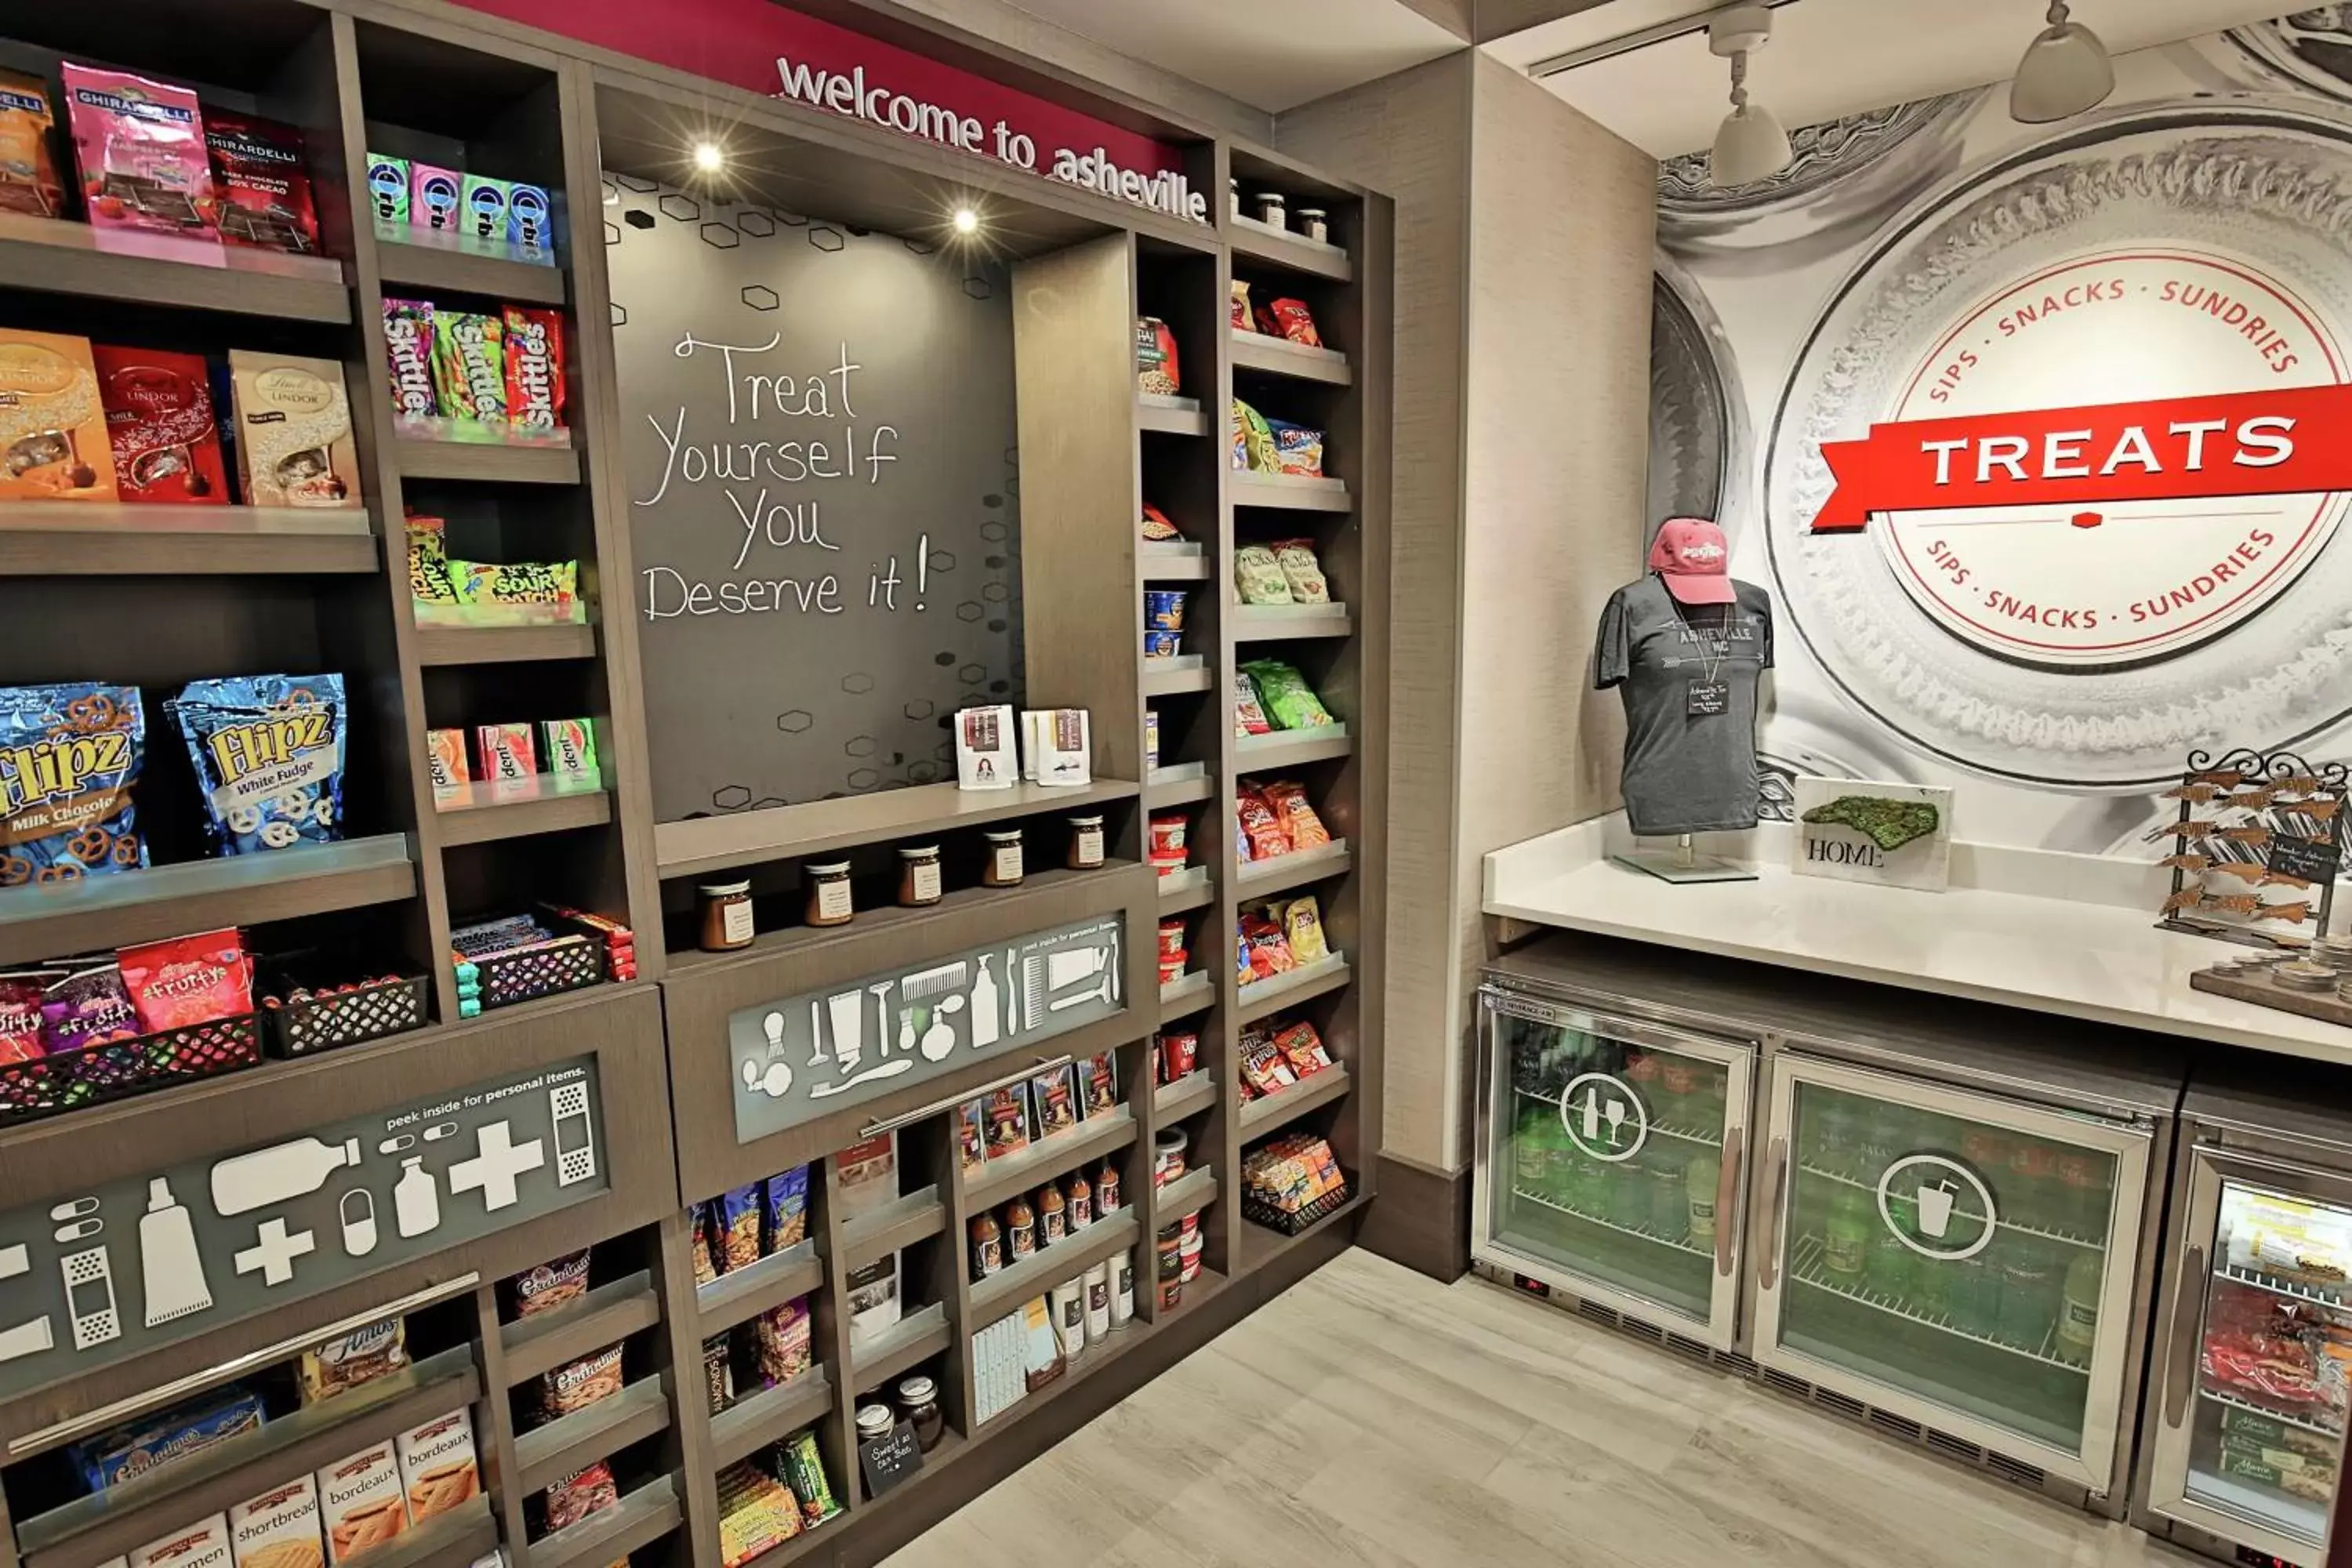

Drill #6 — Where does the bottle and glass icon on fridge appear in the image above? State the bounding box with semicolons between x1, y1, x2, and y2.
1474;939;2176;1507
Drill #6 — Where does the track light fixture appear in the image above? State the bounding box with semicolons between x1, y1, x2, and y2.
2009;1;2114;124
1708;4;1793;189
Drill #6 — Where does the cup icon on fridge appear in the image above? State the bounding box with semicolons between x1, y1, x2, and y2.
1915;1178;1958;1240
1875;1154;1998;1262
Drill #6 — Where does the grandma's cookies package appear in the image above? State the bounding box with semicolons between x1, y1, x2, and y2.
0;683;145;887
168;674;347;856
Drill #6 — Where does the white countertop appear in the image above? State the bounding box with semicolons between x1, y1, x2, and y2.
1483;819;2352;1065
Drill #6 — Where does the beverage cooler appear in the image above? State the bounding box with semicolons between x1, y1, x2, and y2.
2135;1068;2352;1567
1475;936;2182;1508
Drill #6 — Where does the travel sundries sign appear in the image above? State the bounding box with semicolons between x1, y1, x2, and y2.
454;0;1207;223
1798;249;2352;668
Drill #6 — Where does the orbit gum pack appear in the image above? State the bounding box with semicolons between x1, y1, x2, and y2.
0;684;146;887
166;673;347;856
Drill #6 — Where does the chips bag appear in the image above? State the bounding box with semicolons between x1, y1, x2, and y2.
1268;298;1323;347
1232;670;1273;737
1234;544;1292;605
42;964;140;1051
118;928;252;1032
1231;399;1277;473
1242;660;1334;730
1283;895;1332;964
1262;780;1330;849
0;972;56;1062
1135;316;1181;396
1270;539;1330;602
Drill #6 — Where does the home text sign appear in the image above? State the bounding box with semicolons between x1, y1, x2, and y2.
608;180;1024;818
728;913;1123;1141
456;0;1204;223
0;1057;604;1403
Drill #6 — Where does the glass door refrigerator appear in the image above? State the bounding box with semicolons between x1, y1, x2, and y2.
2136;1065;2352;1568
1473;971;1756;1352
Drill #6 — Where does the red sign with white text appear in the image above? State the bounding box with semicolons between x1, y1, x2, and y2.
453;0;1205;222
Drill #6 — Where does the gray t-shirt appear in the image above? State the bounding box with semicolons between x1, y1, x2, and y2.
1595;575;1773;836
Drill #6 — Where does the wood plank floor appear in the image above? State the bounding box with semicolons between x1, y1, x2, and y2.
882;1247;2206;1567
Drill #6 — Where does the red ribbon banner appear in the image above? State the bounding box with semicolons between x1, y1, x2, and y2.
1808;385;2352;532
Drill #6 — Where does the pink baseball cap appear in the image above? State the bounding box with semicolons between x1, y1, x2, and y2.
1648;517;1735;605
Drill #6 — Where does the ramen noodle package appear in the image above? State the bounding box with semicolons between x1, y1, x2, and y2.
119;928;252;1033
1234;544;1292;605
204;111;317;253
0;682;145;886
1241;660;1334;730
0;329;118;500
383;299;437;425
1135;316;1181;396
0;69;64;218
1270;539;1330;602
228;350;358;507
431;310;505;425
169;673;347;856
503;306;566;432
42;964;141;1051
1266;419;1326;477
1267;298;1323;347
94;345;227;503
61;64;217;237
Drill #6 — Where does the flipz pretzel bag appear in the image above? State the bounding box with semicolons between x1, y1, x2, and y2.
168;673;347;857
0;683;145;887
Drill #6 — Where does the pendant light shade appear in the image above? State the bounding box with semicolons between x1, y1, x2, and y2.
2010;1;2114;124
1707;5;1793;189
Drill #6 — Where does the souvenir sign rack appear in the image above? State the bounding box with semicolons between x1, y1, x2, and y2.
2153;749;2347;949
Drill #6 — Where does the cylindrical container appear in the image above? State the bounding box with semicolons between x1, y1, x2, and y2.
1145;589;1188;630
1110;1248;1135;1326
1155;1127;1188;1185
696;880;753;952
1179;1210;1200;1243
1160;1276;1185;1312
1084;1261;1111;1338
1149;812;1187;859
1228;177;1242;220
982;829;1024;887
1156;1226;1183;1285
1066;815;1105;869
895;1376;944;1452
1006;1195;1036;1259
896;844;942;908
969;1211;1003;1278
1158;917;1188;960
1096;1159;1121;1214
1255;191;1287;229
1143;630;1183;660
1179;1228;1203;1283
1296;206;1328;244
1051;1279;1086;1359
1068;1169;1093;1229
1158;1030;1199;1080
1145;708;1160;768
855;1403;893;1445
1038;1181;1066;1245
803;860;854;927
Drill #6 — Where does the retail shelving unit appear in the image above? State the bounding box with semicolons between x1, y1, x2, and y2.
0;3;1388;1566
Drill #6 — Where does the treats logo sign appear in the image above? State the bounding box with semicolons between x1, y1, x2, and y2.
1798;247;2352;667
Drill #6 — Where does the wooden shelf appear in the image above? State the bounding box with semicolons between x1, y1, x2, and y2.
1144;769;1214;808
1239;1065;1351;1135
16;1348;477;1568
0;503;377;575
514;1375;672;1496
1138;401;1210;437
1143;662;1214;696
848;1301;950;1388
970;1210;1139;1320
655;779;1141;879
1237;953;1351;1024
964;1107;1138;1210
1152;1071;1217;1125
696;1238;823;1335
1152;1166;1217;1222
397;436;582;485
0;211;350;321
501;1272;662;1387
1157;867;1214;915
1228;214;1353;282
525;1473;681;1568
838;1185;946;1269
415;622;597;665
710;1370;833;1468
1231;330;1353;386
666;862;1138;973
1233;604;1354;641
0;835;416;968
434;776;614;845
1231;473;1352;512
1236;728;1352;772
1140;546;1211;581
1158;971;1214;1020
376;238;568;303
1236;840;1352;897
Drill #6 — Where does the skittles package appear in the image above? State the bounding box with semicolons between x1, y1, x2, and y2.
0;684;145;887
167;673;346;856
430;310;505;426
502;306;564;432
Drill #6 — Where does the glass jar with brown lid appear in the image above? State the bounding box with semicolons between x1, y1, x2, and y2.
898;844;942;908
804;860;854;927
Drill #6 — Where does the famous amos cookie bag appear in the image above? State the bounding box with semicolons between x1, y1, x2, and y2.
0;682;145;887
167;673;347;856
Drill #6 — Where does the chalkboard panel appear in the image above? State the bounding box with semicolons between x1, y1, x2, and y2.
605;178;1025;821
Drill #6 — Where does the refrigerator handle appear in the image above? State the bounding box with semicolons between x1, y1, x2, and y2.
2162;1243;2207;1429
1716;1124;1744;1279
1756;1134;1789;1290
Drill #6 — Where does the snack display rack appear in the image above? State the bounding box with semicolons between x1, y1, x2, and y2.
0;3;1388;1566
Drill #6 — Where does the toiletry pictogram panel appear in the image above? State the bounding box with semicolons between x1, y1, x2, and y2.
728;913;1124;1141
0;1056;604;1401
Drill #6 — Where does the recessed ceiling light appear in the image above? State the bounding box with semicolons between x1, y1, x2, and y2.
953;206;980;235
692;141;725;172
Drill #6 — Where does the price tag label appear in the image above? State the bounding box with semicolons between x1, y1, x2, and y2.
859;1421;924;1497
2270;830;2342;887
1687;681;1730;717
